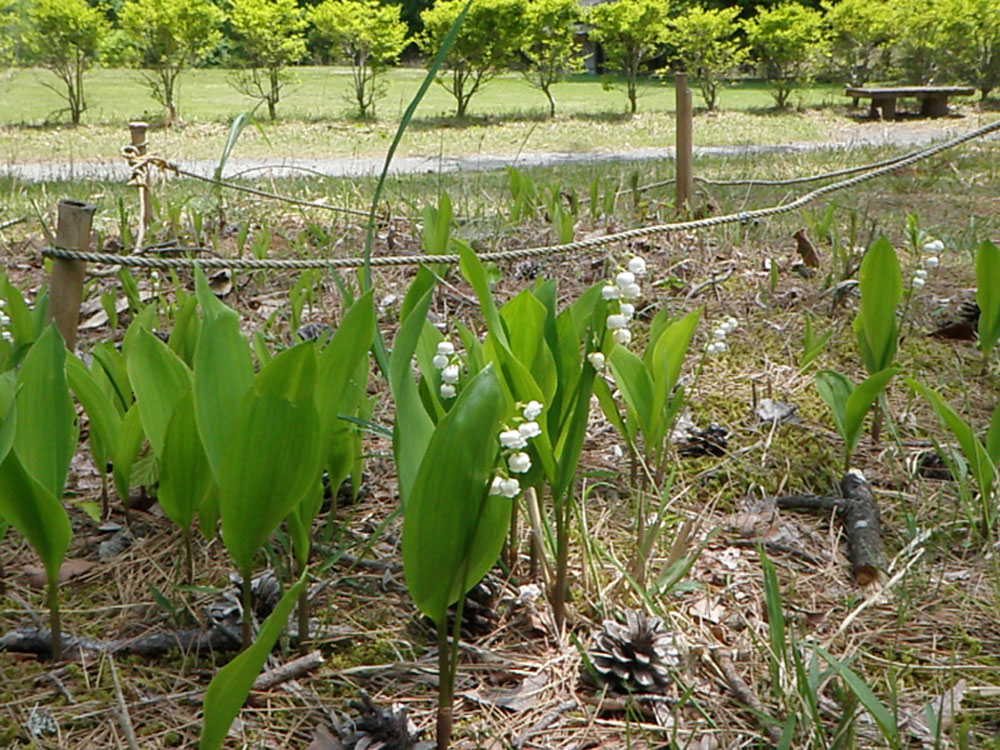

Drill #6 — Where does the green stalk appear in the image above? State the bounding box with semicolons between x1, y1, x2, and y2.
241;565;253;651
553;489;568;633
182;527;194;586
436;621;454;750
297;576;310;654
47;575;62;661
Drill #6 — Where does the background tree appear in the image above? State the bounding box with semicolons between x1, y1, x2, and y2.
309;0;408;119
742;1;827;108
119;0;224;123
940;0;1000;99
228;0;308;120
822;0;894;94
419;0;527;118
888;0;950;85
587;0;671;115
667;5;746;111
23;0;109;125
520;0;585;117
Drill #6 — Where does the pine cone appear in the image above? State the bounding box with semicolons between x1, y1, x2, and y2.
587;609;680;694
341;690;432;750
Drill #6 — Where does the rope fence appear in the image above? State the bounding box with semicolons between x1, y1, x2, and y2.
45;117;1000;273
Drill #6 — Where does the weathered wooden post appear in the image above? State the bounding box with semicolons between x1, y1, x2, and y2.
129;120;152;248
49;199;95;350
675;72;693;212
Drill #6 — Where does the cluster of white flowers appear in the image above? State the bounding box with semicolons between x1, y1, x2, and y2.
602;256;647;347
913;238;944;290
0;297;10;343
490;400;544;498
432;340;461;399
707;315;738;356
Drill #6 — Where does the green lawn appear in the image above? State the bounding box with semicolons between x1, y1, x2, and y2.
0;66;989;165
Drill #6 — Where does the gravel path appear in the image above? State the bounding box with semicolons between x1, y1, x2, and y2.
2;121;992;183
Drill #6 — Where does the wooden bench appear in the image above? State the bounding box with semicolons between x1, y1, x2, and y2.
845;86;976;119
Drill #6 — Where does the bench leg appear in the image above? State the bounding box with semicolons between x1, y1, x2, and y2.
880;97;896;119
921;96;948;117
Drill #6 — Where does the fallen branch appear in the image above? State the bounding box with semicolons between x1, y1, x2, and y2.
253;650;324;691
712;649;783;746
0;624;242;659
775;470;886;585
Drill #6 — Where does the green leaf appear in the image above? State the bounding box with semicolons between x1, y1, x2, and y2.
854;237;902;374
648;309;700;444
218;345;322;573
976;240;1000;357
907;379;995;504
0;371;17;466
127;327;192;458
14;325;77;499
815;370;853;445
1;275;34;346
402;366;507;624
287;480;323;569
159;388;212;530
0;450;71;585
609;346;654;440
199;571;307;750
459;242;508;349
813;645;899;745
389;268;437;508
193;273;254;479
168;293;202;366
986;401;1000;466
501;289;557;405
112;405;144;506
844;368;897;455
67;354;122;472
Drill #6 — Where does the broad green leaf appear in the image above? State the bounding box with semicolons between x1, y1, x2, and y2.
609;346;654;441
121;304;158;361
67;354;122;473
92;342;131;414
219;345;322;572
648;309;701;443
552;361;597;498
159;388;212;530
389;268;437;507
193;283;254;478
1;275;34;346
0;450;71;585
288;480;324;569
200;571;307;750
843;368;897;456
986;402;1000;466
168;293;202;366
908;379;995;503
854;237;901;374
14;325;77;499
502;290;557;405
976;241;1000;356
0;372;16;465
459;242;508;350
815;370;853;445
112;405;144;506
402;366;507;624
127;328;192;458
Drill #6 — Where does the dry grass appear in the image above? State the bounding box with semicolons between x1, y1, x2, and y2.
2;130;1000;749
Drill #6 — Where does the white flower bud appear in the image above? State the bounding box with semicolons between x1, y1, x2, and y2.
911;276;926;289
441;364;460;384
490;476;504;495
150;271;160;281
627;256;647;276
923;239;944;253
499;429;528;449
615;271;635;288
606;313;628;330
0;314;9;326
725;316;739;330
522;400;543;420
924;256;939;269
437;341;455;356
499;477;521;498
612;328;632;346
713;327;727;340
620;282;641;300
587;352;606;370
432;354;450;370
619;303;635;318
440;383;456;399
508;452;531;473
708;341;727;355
1;331;11;342
601;285;620;300
518;421;542;440
914;269;928;280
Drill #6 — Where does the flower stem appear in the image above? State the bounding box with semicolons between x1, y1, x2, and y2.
241;566;253;651
47;575;62;661
436;622;454;750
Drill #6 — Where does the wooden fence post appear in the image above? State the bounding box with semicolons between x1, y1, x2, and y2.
49;199;95;350
129;120;152;248
675;73;693;213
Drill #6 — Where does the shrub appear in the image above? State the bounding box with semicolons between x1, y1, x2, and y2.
667;5;747;111
743;2;827;109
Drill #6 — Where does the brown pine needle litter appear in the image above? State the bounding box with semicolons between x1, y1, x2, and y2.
3;132;1000;749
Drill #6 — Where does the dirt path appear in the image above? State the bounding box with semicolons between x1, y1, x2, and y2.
3;119;994;183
